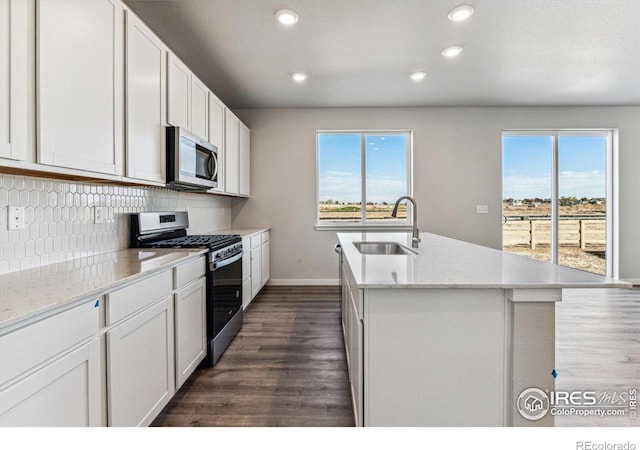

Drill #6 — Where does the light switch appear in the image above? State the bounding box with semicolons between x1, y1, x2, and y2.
8;206;26;230
94;206;105;224
476;205;489;214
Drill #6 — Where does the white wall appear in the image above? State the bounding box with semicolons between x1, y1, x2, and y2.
232;107;640;282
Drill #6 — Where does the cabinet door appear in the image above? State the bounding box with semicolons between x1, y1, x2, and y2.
208;93;225;192
190;76;209;141
261;241;270;287
125;10;167;183
224;110;240;195
167;52;190;130
0;0;34;161
239;121;250;196
341;266;348;338
251;244;261;298
0;339;102;426
242;277;252;311
37;0;123;175
174;277;206;389
348;288;364;427
107;297;175;427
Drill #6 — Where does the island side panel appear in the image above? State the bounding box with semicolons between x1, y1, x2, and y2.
507;289;559;427
364;288;506;426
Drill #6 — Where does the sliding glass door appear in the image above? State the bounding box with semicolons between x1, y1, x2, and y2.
502;131;614;276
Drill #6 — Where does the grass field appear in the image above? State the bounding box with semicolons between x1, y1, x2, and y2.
503;202;605;218
319;203;407;221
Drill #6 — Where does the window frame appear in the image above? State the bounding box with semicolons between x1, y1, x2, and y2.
315;130;414;231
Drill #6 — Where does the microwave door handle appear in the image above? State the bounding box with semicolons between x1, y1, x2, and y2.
210;153;218;181
207;153;216;180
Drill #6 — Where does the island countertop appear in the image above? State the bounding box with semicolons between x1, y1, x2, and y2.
337;232;631;289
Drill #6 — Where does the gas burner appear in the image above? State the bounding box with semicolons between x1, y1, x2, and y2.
148;234;241;252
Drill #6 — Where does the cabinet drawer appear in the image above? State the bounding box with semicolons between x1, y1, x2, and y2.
261;231;269;244
106;270;172;325
250;235;261;249
174;256;206;289
0;300;100;386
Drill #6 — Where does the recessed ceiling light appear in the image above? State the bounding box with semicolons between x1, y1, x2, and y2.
442;45;463;57
276;9;299;25
292;72;308;82
409;71;426;81
448;5;475;22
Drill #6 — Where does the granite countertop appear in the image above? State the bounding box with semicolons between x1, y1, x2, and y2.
202;227;270;238
0;248;207;331
338;232;632;289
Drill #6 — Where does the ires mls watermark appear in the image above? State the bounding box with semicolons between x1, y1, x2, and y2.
517;387;637;421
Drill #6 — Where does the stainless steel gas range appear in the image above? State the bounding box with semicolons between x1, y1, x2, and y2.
130;211;242;366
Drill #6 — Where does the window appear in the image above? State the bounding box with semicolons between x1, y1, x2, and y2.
502;130;615;276
316;131;412;227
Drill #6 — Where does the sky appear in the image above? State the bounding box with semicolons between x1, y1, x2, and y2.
503;135;607;199
318;134;407;204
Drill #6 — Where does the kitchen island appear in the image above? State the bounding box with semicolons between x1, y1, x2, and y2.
337;232;630;427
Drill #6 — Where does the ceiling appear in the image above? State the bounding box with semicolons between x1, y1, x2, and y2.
125;0;640;109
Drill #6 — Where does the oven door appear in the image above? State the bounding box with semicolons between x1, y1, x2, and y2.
209;252;243;337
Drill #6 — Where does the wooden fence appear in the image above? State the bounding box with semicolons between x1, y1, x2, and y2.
503;219;605;250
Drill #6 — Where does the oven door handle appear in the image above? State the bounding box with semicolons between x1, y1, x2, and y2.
210;251;244;270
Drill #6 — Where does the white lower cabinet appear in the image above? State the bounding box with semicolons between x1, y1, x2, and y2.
174;277;206;389
250;235;262;298
245;231;270;302
0;338;102;426
107;296;175;427
0;255;209;428
342;262;364;427
261;237;270;286
242;237;252;310
0;297;102;427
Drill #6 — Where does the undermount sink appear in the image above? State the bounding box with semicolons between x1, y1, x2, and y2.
353;241;417;255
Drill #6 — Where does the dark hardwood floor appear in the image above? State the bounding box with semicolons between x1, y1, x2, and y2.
152;286;355;427
153;285;640;427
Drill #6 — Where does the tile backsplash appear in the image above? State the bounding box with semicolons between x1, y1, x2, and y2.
0;173;231;274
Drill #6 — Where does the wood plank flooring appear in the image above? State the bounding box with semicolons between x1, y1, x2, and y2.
153;285;640;427
152;286;354;427
555;288;640;427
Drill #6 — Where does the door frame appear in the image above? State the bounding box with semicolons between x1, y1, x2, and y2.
502;129;618;278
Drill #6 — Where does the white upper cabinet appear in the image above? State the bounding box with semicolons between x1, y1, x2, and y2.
190;75;209;141
225;109;240;195
125;10;167;183
239;121;250;196
167;52;209;142
208;92;225;192
0;0;35;162
37;0;124;175
208;93;225;152
167;52;191;130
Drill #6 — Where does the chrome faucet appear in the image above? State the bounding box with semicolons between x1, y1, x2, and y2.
391;196;421;248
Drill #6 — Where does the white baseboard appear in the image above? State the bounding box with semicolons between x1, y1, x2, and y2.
267;279;339;286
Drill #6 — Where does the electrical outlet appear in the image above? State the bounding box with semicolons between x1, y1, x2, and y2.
8;206;26;230
94;206;105;224
476;205;489;214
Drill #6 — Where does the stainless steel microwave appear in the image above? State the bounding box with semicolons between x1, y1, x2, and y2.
166;127;218;191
